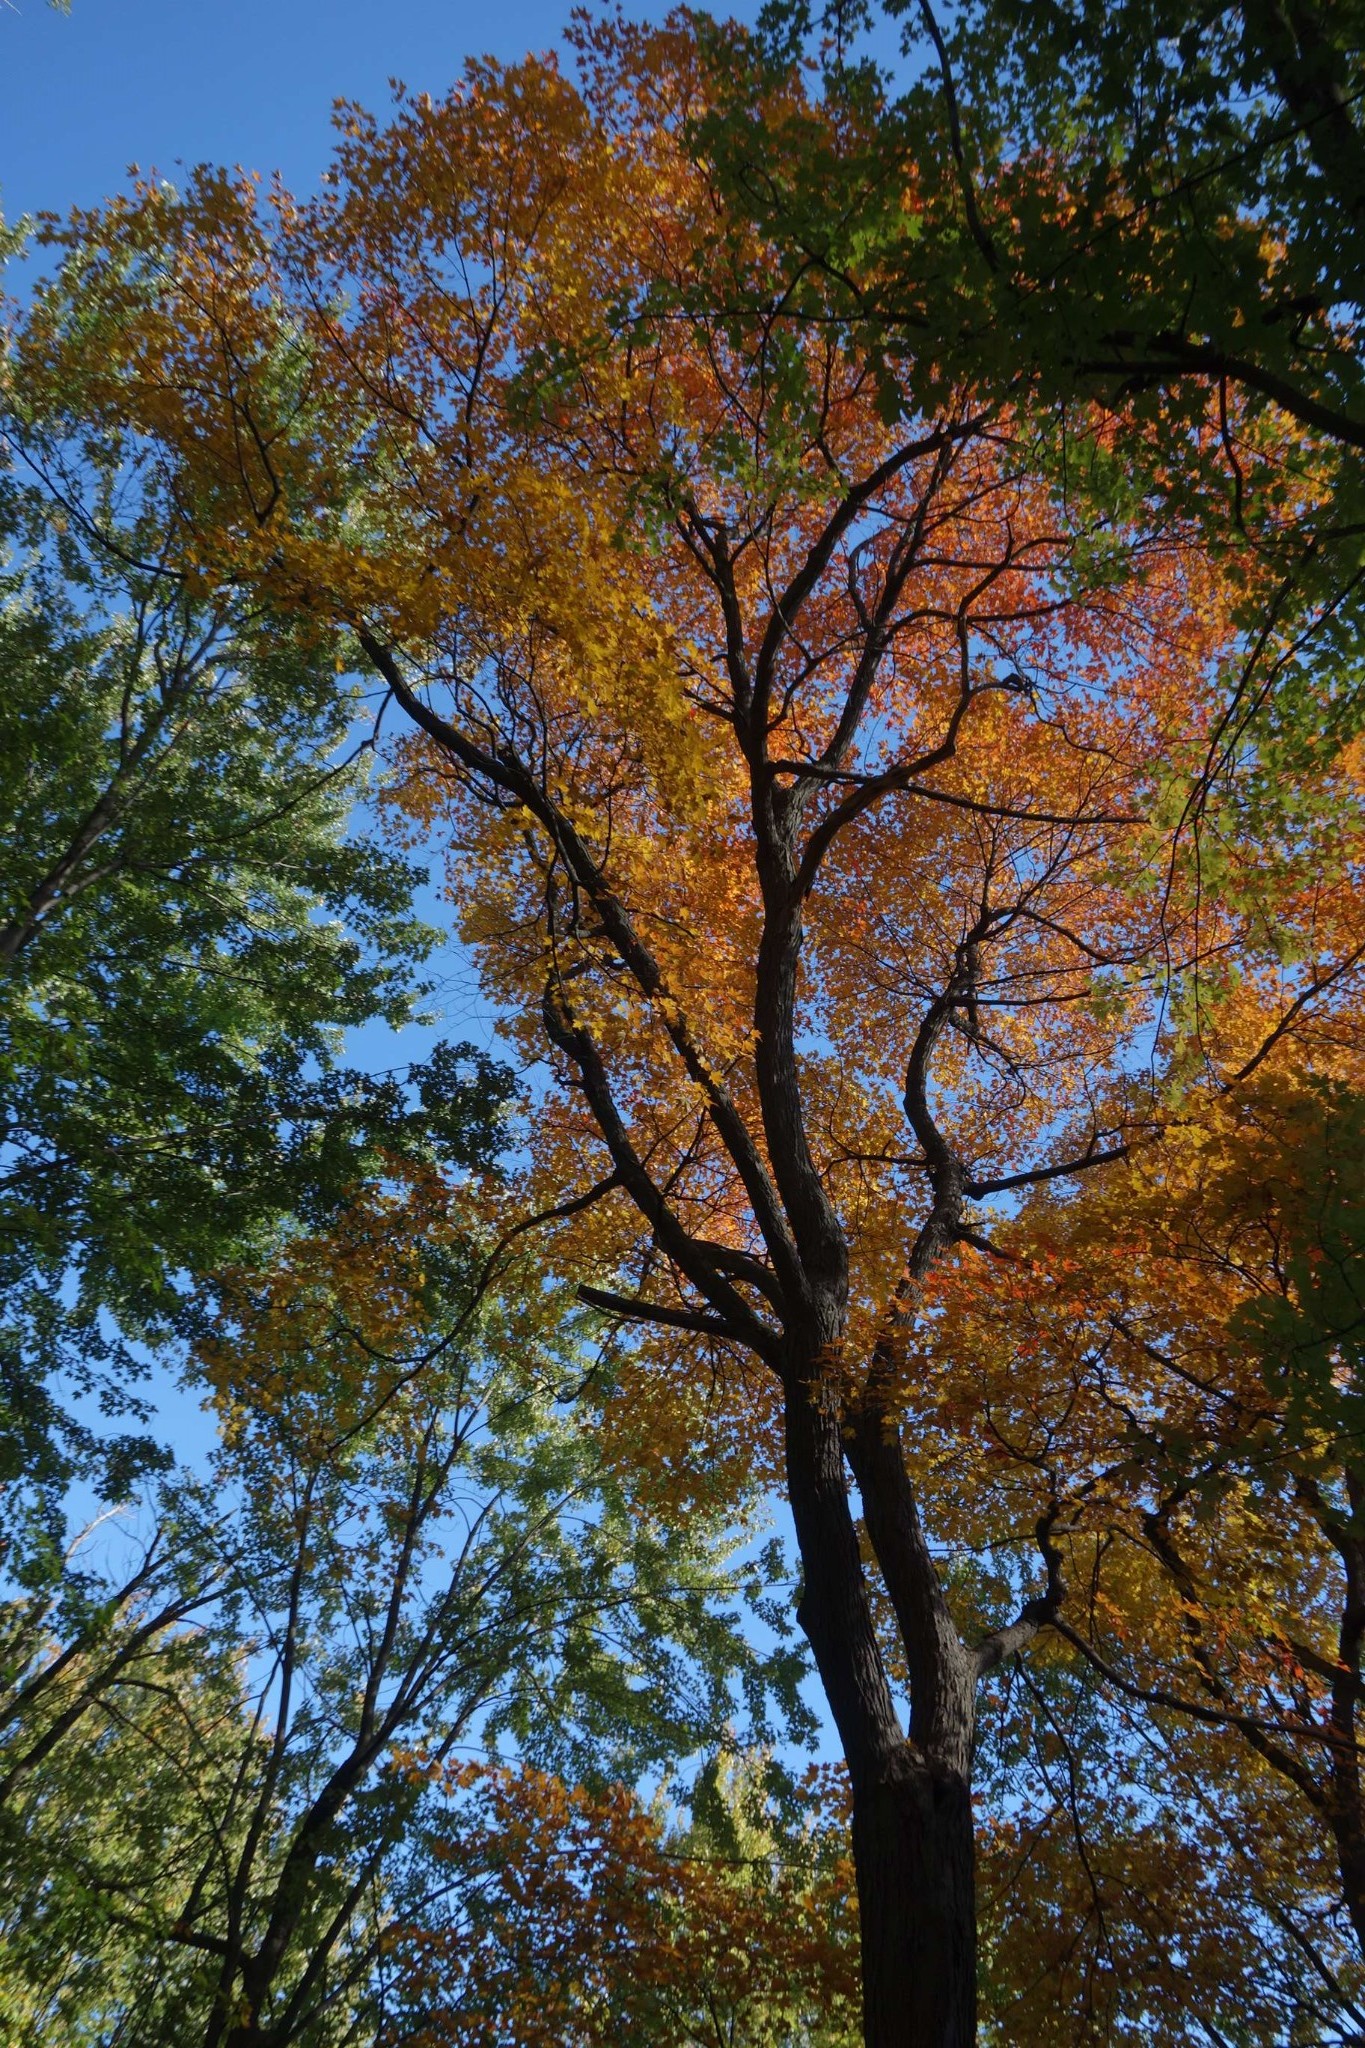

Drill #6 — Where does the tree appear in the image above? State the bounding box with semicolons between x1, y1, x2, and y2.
906;1068;1365;2040
0;1144;800;2047
0;441;448;1510
386;1753;859;2048
11;20;1361;2041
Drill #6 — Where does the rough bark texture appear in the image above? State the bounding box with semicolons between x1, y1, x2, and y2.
853;1750;977;2048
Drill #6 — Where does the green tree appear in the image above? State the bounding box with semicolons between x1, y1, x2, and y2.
907;0;1365;454
0;449;453;1507
0;1158;805;2047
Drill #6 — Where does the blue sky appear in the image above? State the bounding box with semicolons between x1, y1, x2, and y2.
3;0;638;226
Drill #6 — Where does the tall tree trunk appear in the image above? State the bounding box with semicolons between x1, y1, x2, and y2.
1325;1476;1365;1959
853;1746;977;2048
783;1372;978;2048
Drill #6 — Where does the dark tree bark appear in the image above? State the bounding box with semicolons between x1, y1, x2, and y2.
786;1377;980;2047
853;1750;977;2048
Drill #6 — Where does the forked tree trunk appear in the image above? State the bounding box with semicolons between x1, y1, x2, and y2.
783;1370;979;2048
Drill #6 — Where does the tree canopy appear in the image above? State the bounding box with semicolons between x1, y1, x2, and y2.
0;1152;807;2046
0;449;457;1510
4;6;1365;2045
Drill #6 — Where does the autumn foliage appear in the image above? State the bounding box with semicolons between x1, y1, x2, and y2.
7;10;1365;2043
386;1758;858;2047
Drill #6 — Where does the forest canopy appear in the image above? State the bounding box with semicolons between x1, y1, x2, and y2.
2;3;1364;2044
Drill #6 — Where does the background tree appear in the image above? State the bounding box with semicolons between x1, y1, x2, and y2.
0;1144;802;2047
388;1753;859;2048
970;1645;1350;2043
905;1064;1365;2041
0;440;454;1514
901;0;1365;458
